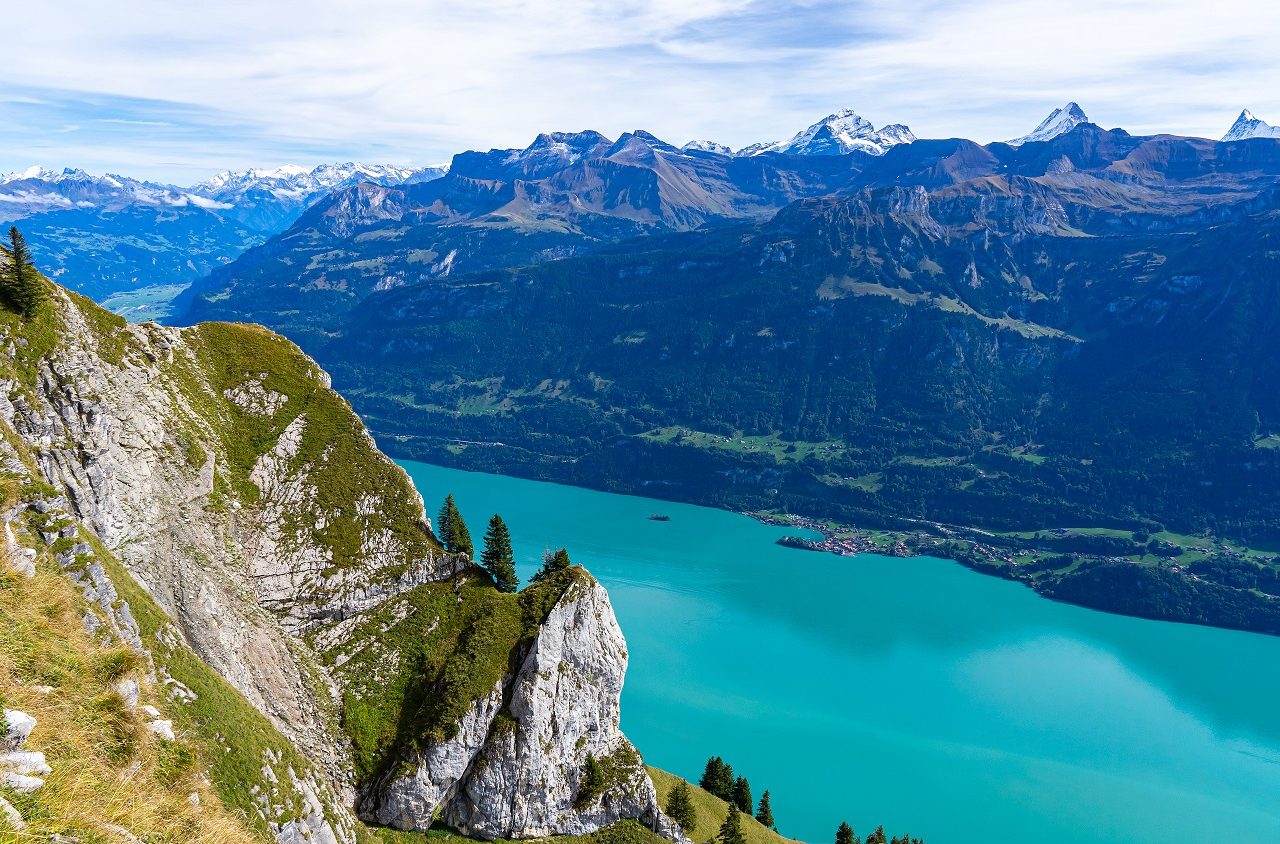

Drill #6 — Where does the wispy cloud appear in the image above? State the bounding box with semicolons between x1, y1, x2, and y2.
6;0;1280;183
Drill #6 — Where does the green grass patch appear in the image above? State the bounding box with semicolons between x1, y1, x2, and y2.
640;427;846;464
648;768;799;844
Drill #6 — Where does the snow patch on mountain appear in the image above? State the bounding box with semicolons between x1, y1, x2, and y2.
1006;103;1089;146
192;162;446;203
681;140;733;155
1221;110;1280;142
737;109;915;157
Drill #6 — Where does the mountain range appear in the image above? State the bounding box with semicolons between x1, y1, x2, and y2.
0;162;446;300
166;107;1280;602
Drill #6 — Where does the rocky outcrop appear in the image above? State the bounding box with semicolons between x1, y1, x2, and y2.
1;709;50;795
367;575;685;842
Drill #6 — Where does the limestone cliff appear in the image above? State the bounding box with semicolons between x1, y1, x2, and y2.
363;573;682;841
0;283;679;842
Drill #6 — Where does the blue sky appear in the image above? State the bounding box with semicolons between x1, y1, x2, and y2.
6;0;1280;184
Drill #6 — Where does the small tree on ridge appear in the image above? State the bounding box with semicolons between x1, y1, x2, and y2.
481;513;519;592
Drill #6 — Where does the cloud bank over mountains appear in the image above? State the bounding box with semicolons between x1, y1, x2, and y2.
6;0;1280;182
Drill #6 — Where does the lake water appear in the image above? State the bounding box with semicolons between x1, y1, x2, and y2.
396;459;1280;844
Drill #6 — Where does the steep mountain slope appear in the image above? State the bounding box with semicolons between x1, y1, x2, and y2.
1;543;264;843
177;130;867;344
0;276;680;841
306;124;1280;554
0;163;445;302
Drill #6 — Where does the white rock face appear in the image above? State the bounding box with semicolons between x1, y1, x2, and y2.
367;576;686;842
114;678;141;709
2;710;36;751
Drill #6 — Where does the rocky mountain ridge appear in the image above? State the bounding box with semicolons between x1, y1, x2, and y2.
0;281;680;842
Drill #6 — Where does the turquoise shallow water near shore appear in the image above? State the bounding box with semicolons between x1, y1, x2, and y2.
397;459;1280;844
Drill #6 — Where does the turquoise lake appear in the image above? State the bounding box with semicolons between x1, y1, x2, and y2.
396;459;1280;844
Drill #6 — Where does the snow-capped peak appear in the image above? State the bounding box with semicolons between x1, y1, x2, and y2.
1006;102;1089;146
0;166;94;185
682;140;733;155
737;109;916;157
1221;109;1280;142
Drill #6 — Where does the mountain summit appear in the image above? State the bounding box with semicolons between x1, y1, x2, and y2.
1221;109;1280;141
1006;102;1089;146
739;109;916;157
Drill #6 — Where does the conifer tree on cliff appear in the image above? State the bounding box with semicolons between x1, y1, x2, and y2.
437;494;473;557
836;821;859;844
2;227;44;316
481;514;519;592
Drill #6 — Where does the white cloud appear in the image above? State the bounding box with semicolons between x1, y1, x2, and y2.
6;0;1280;180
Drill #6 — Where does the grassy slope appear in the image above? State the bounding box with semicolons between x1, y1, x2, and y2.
648;768;801;844
0;536;260;843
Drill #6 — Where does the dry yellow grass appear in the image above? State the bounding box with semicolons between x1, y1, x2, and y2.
0;539;262;844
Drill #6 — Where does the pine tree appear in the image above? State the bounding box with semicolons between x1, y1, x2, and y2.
836;822;858;844
664;779;697;832
436;495;456;549
755;789;775;830
866;825;886;844
716;761;735;802
2;226;43;316
481;514;519;592
732;776;752;813
717;805;746;844
532;546;572;582
436;494;474;557
454;507;473;557
699;757;724;795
